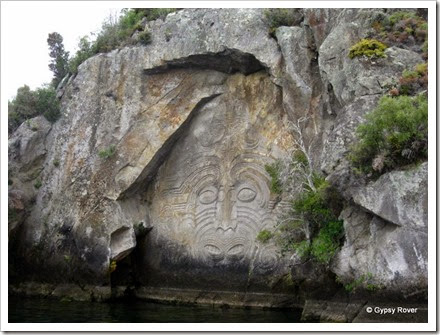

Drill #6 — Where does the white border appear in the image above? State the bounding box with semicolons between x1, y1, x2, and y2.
1;0;436;332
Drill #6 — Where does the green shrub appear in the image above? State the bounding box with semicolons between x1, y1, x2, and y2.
34;179;42;189
137;30;152;45
339;272;381;293
292;174;332;227
276;167;344;264
264;9;302;35
388;11;418;26
68;36;95;74
257;230;274;243
292;240;311;259
53;159;60;167
8;85;60;133
133;8;176;21
36;86;60;122
98;145;116;159
350;94;428;175
370;11;427;50
348;39;388;59
310;220;344;264
265;161;283;195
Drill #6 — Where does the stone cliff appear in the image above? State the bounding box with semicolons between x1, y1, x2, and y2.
8;8;428;317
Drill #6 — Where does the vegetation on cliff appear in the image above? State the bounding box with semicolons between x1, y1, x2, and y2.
350;94;428;176
349;10;428;177
8;85;60;133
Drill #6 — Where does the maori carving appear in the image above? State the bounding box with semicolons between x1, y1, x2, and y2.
153;102;286;270
148;74;292;280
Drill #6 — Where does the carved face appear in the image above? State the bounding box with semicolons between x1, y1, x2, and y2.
191;162;271;263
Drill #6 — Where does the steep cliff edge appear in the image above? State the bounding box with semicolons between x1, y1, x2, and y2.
9;8;428;315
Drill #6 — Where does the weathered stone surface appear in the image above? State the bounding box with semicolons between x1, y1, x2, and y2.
353;163;427;230
332;204;427;295
139;72;294;291
110;226;136;262
318;9;423;106
275;26;314;118
143;9;281;74
8;8;428;310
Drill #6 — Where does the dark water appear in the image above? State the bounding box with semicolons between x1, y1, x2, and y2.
9;297;302;323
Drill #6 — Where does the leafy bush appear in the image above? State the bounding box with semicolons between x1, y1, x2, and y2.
36;86;60;122
34;179;42;189
264;9;302;35
348;39;388;59
137;30;152;45
337;272;381;293
68;37;95;74
292;174;333;227
274;165;344;264
350;94;428;175
8;85;60;133
310;220;344;264
133;8;176;21
370;11;427;50
256;230;274;243
68;9;175;73
265;162;283;195
98;145;116;159
388;11;418;26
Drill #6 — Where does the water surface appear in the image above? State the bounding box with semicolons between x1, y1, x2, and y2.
9;297;302;323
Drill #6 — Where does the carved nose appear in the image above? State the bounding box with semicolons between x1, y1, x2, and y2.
216;188;237;231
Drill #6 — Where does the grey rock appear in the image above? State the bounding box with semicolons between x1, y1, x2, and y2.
332;204;427;294
353;163;428;230
110;226;136;262
8;8;428;306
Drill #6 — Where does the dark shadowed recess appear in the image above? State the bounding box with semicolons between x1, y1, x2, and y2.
144;49;266;76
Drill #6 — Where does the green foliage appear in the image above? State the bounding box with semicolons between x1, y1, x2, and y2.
133;8;177;21
68;9;173;72
370;11;427;50
310;220;344;264
265;161;283;195
338;272;381;293
36;86;60;122
422;40;428;53
53;159;60;167
388;11;418;26
8;85;60;133
34;179;42;189
47;32;69;88
350;94;428;175
292;240;311;259
264;9;302;35
277;161;344;264
348;39;387;59
137;30;152;45
68;36;95;74
98;145;116;159
256;230;274;244
292;174;332;227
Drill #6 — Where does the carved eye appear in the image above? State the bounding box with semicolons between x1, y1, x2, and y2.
204;244;222;255
237;188;256;202
227;244;245;256
198;188;218;204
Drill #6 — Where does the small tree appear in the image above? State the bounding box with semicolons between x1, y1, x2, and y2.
47;32;69;88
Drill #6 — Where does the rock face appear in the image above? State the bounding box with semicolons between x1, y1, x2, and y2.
138;72;293;291
8;8;428;308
